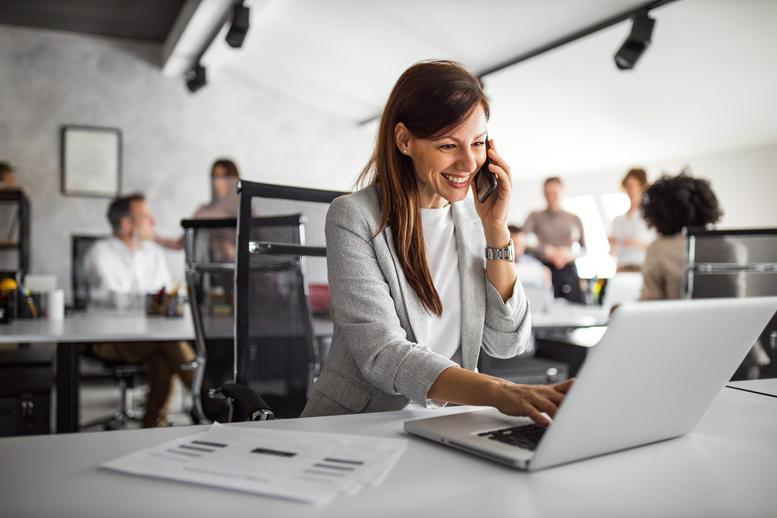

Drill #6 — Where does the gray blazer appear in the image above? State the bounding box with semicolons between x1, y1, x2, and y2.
300;185;531;417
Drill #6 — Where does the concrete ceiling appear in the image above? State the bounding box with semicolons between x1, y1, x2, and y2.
0;0;186;43
204;0;650;121
203;0;777;178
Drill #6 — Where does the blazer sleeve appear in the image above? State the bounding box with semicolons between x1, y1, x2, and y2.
481;271;532;359
325;197;457;405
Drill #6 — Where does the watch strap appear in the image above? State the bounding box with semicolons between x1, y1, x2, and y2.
485;240;515;261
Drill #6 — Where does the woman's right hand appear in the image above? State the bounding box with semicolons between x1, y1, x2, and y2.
491;378;575;427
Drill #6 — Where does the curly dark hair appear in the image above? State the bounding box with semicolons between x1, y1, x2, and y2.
641;173;723;236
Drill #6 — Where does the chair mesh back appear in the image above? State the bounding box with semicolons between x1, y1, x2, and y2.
235;181;344;417
71;235;107;309
688;231;777;299
686;229;777;378
182;216;306;418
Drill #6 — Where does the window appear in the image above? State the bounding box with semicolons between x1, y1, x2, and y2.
563;194;617;279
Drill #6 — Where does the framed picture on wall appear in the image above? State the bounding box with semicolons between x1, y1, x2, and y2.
61;125;122;197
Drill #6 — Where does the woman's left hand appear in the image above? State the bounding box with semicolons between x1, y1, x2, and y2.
471;138;512;247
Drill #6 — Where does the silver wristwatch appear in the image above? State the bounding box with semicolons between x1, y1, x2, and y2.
485;240;515;261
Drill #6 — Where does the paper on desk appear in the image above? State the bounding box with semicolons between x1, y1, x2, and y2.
102;423;406;505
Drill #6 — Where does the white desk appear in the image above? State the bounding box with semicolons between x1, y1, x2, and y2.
531;303;609;329
0;309;196;344
727;377;777;398
0;310;197;434
1;385;774;517
0;310;335;433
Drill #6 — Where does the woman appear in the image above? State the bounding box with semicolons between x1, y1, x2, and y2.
156;158;241;254
192;159;241;219
608;168;655;272
301;61;573;425
639;172;723;300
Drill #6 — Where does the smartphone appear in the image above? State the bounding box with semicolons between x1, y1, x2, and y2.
474;138;497;203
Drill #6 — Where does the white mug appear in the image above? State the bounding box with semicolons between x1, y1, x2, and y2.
47;289;65;320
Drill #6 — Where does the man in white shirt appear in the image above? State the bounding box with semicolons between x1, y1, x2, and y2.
85;194;195;427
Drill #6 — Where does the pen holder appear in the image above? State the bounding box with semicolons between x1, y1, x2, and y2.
146;293;185;317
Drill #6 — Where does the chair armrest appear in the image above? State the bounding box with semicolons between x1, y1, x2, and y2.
212;382;275;422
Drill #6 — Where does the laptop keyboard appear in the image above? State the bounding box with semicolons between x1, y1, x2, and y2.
478;423;547;451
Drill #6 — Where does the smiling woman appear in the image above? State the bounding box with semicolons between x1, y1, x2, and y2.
302;60;574;424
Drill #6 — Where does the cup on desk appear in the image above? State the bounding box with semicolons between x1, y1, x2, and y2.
46;289;64;320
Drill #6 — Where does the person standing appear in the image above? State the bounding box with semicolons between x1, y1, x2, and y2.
523;177;586;303
608;168;655;272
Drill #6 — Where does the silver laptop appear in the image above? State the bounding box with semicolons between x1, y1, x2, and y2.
405;297;777;471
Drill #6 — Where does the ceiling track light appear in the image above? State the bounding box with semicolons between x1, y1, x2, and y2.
226;1;250;48
614;11;656;71
185;63;207;93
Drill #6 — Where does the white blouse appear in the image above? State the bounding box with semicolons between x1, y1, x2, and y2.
419;205;461;363
611;210;656;267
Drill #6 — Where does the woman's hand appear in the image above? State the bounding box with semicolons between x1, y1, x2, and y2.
472;138;512;247
492;378;575;427
428;368;574;427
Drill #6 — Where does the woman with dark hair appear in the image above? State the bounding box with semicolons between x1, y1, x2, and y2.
608;168;655;271
192;159;241;219
301;60;573;424
639;172;723;300
156;158;241;251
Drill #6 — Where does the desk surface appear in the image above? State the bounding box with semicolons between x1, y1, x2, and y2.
531;303;609;329
0;311;334;344
1;384;775;518
727;377;777;398
0;309;197;344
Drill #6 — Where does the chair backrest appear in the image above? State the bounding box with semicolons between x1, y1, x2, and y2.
181;216;306;421
685;227;777;377
684;228;777;299
234;180;344;417
71;234;107;309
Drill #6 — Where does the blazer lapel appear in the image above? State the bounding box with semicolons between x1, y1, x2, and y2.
452;201;485;371
381;226;429;346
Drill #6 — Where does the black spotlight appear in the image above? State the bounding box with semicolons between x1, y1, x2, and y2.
185;63;207;93
613;11;655;70
225;2;250;48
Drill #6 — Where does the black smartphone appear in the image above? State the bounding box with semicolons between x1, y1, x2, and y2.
475;138;497;203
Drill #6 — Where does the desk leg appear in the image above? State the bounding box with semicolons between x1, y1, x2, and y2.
56;343;79;433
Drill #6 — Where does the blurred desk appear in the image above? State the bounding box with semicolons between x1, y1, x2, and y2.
532;303;609;329
0;311;335;433
0;310;196;434
0;387;774;517
726;378;777;398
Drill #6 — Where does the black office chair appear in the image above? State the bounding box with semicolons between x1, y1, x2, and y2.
182;214;309;423
71;234;145;430
684;227;777;379
221;180;344;421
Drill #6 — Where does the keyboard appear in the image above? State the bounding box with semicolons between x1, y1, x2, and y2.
478;423;547;451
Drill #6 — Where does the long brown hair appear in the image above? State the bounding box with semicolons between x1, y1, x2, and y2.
358;60;489;316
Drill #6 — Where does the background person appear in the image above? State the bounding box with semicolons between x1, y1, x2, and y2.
155;158;241;256
509;224;552;292
609;168;655;272
639;172;723;301
301;60;573;425
84;193;196;427
523;176;586;303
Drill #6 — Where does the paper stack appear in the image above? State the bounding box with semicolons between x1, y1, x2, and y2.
102;423;407;505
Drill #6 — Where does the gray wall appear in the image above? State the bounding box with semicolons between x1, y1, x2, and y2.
0;24;373;299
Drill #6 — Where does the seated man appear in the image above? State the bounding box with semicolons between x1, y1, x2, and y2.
84;193;195;427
